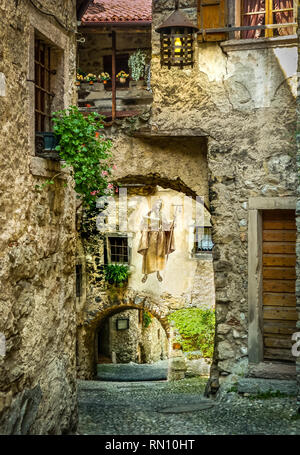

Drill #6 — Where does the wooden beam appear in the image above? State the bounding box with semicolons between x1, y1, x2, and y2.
111;30;116;122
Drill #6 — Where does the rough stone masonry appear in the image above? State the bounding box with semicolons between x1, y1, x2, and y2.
0;0;78;434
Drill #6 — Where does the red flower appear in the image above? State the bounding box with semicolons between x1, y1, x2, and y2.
95;132;99;138
86;104;91;108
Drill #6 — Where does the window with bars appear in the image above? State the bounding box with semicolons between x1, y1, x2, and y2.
35;38;55;132
195;226;214;252
107;236;129;264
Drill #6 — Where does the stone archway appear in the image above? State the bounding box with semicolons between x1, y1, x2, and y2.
77;292;172;380
77;172;215;382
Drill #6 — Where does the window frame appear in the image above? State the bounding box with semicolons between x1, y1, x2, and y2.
28;13;68;158
197;0;297;41
105;233;131;265
34;38;54;133
194;226;214;254
240;0;297;39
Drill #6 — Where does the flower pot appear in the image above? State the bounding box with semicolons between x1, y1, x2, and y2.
119;77;126;84
89;81;94;85
36;132;59;151
75;81;81;86
103;80;107;85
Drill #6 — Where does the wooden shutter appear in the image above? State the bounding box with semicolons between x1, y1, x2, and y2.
198;0;227;41
262;210;297;362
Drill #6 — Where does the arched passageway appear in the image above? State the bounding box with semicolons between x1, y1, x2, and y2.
77;298;172;380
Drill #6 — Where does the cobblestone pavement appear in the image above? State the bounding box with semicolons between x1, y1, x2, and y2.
78;378;299;435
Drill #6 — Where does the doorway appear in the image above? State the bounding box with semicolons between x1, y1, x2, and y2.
262;209;297;362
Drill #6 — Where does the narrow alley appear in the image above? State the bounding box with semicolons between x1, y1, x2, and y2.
78;378;299;435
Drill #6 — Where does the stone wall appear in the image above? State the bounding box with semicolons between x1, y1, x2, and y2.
0;1;78;434
150;1;298;391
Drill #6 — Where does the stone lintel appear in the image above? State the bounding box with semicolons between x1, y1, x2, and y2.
249;197;296;210
132;129;208;138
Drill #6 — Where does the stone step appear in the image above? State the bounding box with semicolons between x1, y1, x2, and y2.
97;361;168;382
237;378;297;396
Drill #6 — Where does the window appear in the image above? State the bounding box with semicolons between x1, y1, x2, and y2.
76;264;82;297
116;318;129;330
197;1;297;41
241;0;296;39
195;226;214;253
35;37;54;133
106;236;129;264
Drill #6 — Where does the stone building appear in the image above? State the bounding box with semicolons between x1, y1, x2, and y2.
76;0;299;403
0;0;90;435
76;183;215;378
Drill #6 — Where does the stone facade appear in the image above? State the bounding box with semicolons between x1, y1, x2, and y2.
76;185;215;378
0;1;78;434
150;0;298;394
77;0;299;394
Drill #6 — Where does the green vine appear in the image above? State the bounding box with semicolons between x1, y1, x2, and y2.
49;106;113;206
143;311;152;329
168;308;215;358
104;264;130;286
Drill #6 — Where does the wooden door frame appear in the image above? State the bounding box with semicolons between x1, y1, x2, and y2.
248;197;296;364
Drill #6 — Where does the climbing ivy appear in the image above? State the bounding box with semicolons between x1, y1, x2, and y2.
168;308;215;358
143;311;152;329
52;106;113;206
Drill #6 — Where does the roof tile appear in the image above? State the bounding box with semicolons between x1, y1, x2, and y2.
82;0;152;24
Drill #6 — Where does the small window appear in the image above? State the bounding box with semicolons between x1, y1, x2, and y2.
195;226;214;253
107;236;129;264
76;264;82;297
35;38;54;133
241;0;296;39
116;318;129;330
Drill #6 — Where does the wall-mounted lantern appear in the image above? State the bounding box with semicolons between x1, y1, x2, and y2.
116;318;129;330
155;0;199;69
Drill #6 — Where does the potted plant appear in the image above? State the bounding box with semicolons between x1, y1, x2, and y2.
84;73;97;85
76;73;84;86
104;264;130;287
128;50;147;83
116;70;129;84
99;72;111;84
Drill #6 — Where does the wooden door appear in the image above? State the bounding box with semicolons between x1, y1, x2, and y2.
262;209;297;362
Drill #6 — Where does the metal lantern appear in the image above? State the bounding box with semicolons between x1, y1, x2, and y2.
155;0;199;69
